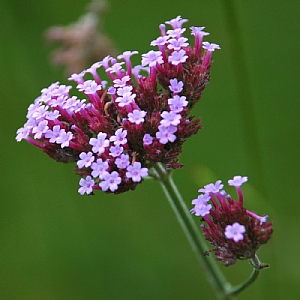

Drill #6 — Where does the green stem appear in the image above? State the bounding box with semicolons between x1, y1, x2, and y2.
153;163;230;300
226;254;269;296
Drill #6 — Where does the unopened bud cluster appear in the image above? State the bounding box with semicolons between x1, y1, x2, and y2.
16;16;220;195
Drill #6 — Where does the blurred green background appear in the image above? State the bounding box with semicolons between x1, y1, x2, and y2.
1;0;299;299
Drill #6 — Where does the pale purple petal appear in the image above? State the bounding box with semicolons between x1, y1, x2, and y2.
143;134;153;145
100;171;121;192
110;128;127;145
198;180;224;194
77;152;95;168
168;49;188;65
225;222;246;242
89;132;110;154
141;50;163;67
126;162;148;182
228;176;248;187
156;125;177;144
78;176;95;195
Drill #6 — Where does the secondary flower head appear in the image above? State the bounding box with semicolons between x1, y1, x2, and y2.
16;16;220;195
191;176;273;266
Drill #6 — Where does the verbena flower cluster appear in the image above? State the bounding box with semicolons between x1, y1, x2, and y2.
16;16;220;195
191;176;273;266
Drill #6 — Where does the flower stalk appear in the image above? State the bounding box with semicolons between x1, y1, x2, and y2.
226;254;269;297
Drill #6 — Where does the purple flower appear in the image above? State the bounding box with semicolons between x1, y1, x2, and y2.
167;37;189;50
115;154;130;169
141;50;163;67
156;125;177;144
78;176;95;195
77;80;102;95
86;62;102;82
225;223;246;242
100;55;113;69
143;134;153;145
190;26;209;53
190;26;208;36
166;28;186;38
190;194;212;217
191;202;212;217
69;71;86;84
46;110;60;120
45;125;62;143
115;92;136;107
41;81;60;94
62;96;78;108
31;105;49;120
117;51;139;61
106;62;125;75
107;86;116;95
202;42;221;52
32;120;49;139
117;86;133;96
113;76;131;87
128;109;147;124
91;158;109;179
126;162;148;182
191;193;210;206
198;180;224;193
169;79;184;94
168;95;188;112
47;95;67;107
50;84;72;97
109;145;124;158
77;152;95;168
160;111;181;127
165;16;188;29
246;211;269;225
100;171;121;192
56;130;73;148
89;132;110;154
150;36;169;47
202;42;221;70
168;49;188;65
117;51;138;77
228;176;248;187
16;126;30;142
110;128;127;146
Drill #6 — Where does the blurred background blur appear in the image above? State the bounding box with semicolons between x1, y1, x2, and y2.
1;0;299;299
